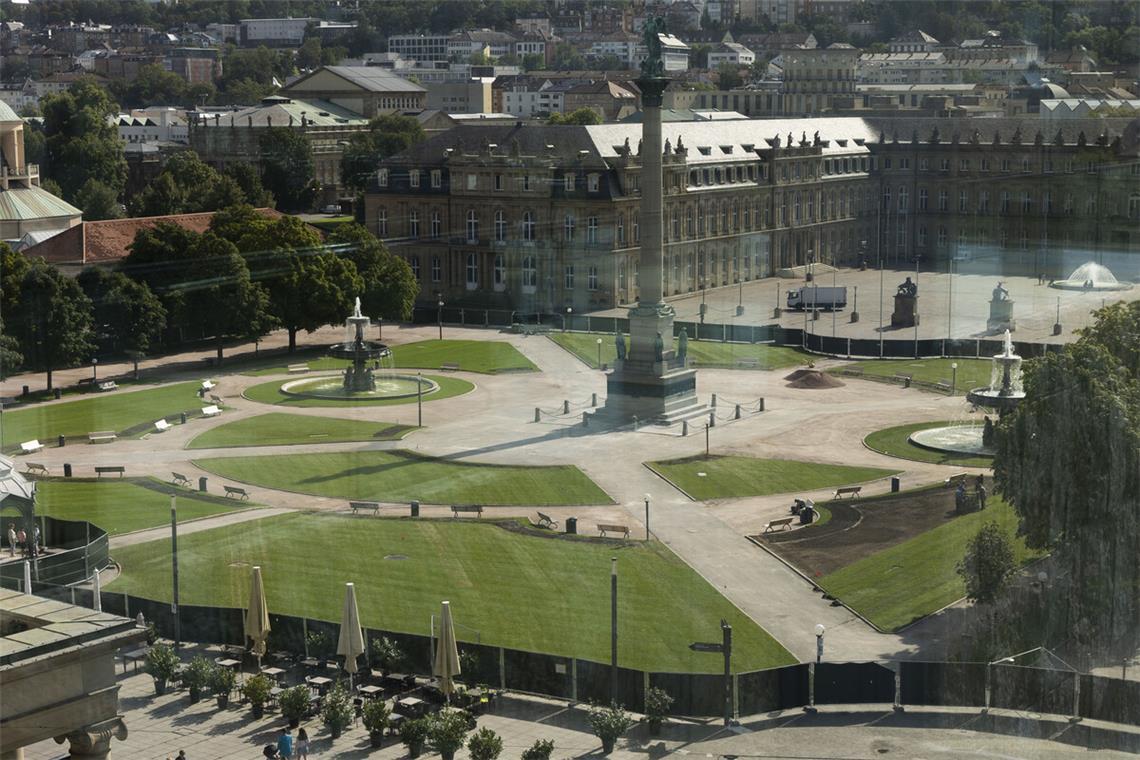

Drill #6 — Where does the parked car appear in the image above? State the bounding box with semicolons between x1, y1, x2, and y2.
322;204;342;214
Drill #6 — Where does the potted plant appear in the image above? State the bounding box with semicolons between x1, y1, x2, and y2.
400;717;430;758
427;708;471;760
243;673;273;719
361;697;391;748
644;686;673;736
320;681;353;740
144;643;179;696
467;727;503;760
369;635;404;674
306;629;333;662
279;684;311;728
587;702;633;755
210;663;237;709
521;739;554;760
182;656;213;704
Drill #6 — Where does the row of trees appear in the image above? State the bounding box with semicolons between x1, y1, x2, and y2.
1;207;418;386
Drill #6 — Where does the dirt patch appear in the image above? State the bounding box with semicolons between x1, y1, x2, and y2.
755;488;958;578
787;370;845;389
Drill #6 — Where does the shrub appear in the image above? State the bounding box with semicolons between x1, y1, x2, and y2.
306;629;334;660
209;663;237;695
279;684;312;725
400;716;430;753
362;697;391;734
242;674;273;707
428;708;472;758
369;635;405;671
521;739;555;760
644;686;673;722
144;643;180;682
182;656;213;696
467;727;503;760
587;703;633;744
321;682;354;738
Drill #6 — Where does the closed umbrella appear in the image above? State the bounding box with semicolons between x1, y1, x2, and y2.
433;600;461;701
337;582;366;690
244;565;270;670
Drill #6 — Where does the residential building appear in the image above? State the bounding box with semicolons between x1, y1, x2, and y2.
514;15;552;36
708;42;756;68
889;30;939;54
501;78;570;117
386;34;450;63
238;18;353;47
563;80;639;121
282;65;426;117
49;22;111;54
0;101;81;243
114;107;189;145
448;29;516;61
424;79;493;115
92;52;164;82
949;32;1039;65
781;44;859;115
167;47;222;85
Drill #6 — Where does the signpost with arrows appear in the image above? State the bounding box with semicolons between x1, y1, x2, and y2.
689;619;733;726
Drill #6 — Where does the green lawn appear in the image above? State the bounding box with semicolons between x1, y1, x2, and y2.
188;413;415;449
243;340;536;376
108;513;794;672
2;381;206;450
864;421;993;468
243;374;473;408
819;496;1042;631
549;333;807;370
832;358;991;393
648;455;899;500
194;450;613;506
35;478;249;535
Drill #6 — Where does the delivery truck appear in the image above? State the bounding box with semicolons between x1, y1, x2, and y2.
786;286;847;311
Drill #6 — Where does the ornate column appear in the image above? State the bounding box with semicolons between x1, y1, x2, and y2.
53;717;127;759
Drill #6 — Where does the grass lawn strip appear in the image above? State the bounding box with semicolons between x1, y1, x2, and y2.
188;413;415;449
108;513;794;672
242;339;536;376
35;478;249;536
819;496;1042;632
648;455;899;500
832;358;991;393
2;381;205;449
243;374;473;407
194;450;613;506
864;420;993;468
549;333;807;370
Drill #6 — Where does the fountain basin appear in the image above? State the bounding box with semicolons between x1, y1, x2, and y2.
1050;261;1133;291
966;387;1025;414
281;373;438;401
909;425;993;457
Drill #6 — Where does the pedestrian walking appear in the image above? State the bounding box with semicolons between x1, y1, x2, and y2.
978;485;987;510
6;524;15;556
296;728;309;759
276;728;293;759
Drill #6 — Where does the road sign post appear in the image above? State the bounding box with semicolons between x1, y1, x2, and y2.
689;619;733;726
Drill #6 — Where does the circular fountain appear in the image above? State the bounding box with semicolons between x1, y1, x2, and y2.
908;330;1026;456
1050;261;1133;291
281;298;438;401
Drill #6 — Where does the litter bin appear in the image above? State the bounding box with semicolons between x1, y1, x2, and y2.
53;388;62;400
57;435;65;448
565;517;577;535
63;463;72;478
891;476;901;493
198;477;208;493
21;385;29;396
410;500;420;517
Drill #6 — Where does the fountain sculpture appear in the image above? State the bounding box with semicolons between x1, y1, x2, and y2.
1050;261;1133;292
329;298;390;392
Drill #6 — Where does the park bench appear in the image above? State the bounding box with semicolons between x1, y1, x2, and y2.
945;473;969;488
77;377;96;389
154;419;172;433
350;500;380;515
833;486;862;499
764;516;795;533
536;511;559;529
209;394;225;406
88;431;117;444
894;373;913;388
597;523;629;539
224;485;250;500
287;364;309;374
451;504;483;518
25;462;47;476
95;466;125;478
171;472;191;487
97;380;117;392
936;381;953;394
201;380;216;391
736;357;760;369
440;362;460;371
19;440;43;455
841;366;864;377
201;405;222;418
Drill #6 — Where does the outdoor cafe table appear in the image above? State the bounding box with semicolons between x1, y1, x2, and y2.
121;646;149;674
215;658;241;672
396;696;425;718
357;684;383;699
306;675;333;694
261;666;286;682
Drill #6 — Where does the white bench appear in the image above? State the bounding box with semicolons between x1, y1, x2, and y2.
88;431;117;444
201;380;216;391
736;357;761;369
19;440;43;455
97;380;118;392
154;419;171;433
201;405;221;418
287;364;309;374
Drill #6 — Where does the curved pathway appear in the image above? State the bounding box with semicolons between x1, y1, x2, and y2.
8;324;984;663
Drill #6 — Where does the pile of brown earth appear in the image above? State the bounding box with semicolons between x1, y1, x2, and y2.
784;369;845;389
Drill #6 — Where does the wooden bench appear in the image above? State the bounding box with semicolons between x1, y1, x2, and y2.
19;440;43;455
894;373;913;388
224;486;250;500
287;364;309;374
88;430;117;444
25;462;47;476
95;466;125;478
440;363;460;372
842;366;865;377
209;394;224;406
736;357;760;369
171;472;191;487
201;405;221;418
597;523;629;538
536;511;559;529
945;473;969;488
833;486;862;499
451;504;483;518
350;500;380;515
764;516;795;533
154;419;172;433
77;377;96;389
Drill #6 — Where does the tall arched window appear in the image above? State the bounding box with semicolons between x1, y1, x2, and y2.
494;210;506;242
466;209;478;241
522;211;535;241
493;254;505;289
465;253;478;288
522;256;537;288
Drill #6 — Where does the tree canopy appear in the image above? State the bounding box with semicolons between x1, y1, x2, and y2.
40;78;127;203
7;258;96;389
259;128;318;211
128;150;268;217
339;114;426;193
548;108;602;125
326;223;419;323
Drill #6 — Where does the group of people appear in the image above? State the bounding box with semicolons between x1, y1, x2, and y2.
264;727;310;759
6;522;41;559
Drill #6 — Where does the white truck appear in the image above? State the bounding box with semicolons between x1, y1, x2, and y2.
786;286;847;311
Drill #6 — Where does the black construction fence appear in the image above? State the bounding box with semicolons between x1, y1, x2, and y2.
412;306;1065;361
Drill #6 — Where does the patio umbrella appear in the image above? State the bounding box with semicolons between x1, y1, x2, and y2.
244;565;271;670
337;582;366;690
433;600;461;701
92;568;102;612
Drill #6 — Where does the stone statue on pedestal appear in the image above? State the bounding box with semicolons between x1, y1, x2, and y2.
891;277;919;328
678;328;688;362
654;332;664;362
615;332;626;360
987;281;1015;332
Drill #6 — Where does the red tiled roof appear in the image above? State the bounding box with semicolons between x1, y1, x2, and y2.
23;208;287;265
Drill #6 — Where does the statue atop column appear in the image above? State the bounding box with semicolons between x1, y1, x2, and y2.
640;17;667;77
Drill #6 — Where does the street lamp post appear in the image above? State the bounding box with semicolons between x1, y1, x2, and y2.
377;317;383;340
643;493;650;540
610;558;618;703
596;337;603;369
815;623;825;664
437;299;444;340
951;362;958;395
171;496;181;649
564;307;572;332
92;358;98;382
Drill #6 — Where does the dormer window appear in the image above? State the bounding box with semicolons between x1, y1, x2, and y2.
720;145;733;154
588;173;599;192
564;173;575;191
377;169;389;188
409;169;420;188
431;169;441;188
698;146;712;156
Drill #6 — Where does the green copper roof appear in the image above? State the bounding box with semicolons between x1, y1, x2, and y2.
0;184;82;222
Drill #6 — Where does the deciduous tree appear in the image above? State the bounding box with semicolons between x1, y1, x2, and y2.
10;258;95;389
259;128;317;211
40;78;127;202
957;521;1016;606
326;223;418;322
